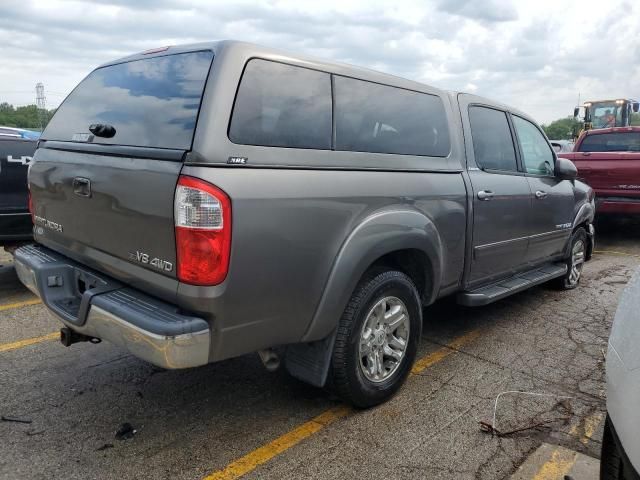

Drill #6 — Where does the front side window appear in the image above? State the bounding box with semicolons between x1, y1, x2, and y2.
229;59;332;150
468;106;517;172
578;132;640;152
512;116;555;176
334;76;450;157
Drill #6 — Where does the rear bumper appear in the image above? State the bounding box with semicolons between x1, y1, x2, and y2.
14;244;210;369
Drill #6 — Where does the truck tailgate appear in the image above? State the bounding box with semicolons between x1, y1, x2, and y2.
30;145;181;283
28;48;214;296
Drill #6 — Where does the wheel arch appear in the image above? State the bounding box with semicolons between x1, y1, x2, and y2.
567;201;595;260
300;208;443;343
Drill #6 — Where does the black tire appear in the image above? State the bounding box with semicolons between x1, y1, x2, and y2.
329;270;422;408
553;227;587;290
601;415;635;480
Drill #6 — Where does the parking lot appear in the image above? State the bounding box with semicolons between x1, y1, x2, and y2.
0;217;638;480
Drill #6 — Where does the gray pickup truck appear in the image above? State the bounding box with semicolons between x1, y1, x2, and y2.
14;41;595;407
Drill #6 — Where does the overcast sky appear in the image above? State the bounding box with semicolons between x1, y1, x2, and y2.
1;0;638;124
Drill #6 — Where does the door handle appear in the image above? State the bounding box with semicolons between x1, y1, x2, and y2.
535;190;548;199
477;190;495;201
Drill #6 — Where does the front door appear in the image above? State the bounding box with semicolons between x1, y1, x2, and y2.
462;100;533;285
510;115;574;263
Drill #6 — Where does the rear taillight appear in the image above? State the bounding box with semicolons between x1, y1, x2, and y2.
174;176;231;285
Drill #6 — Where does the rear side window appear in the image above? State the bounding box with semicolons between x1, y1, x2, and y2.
468;106;517;172
512;116;554;176
578;132;640;152
229;60;332;149
43;51;214;150
334;77;450;157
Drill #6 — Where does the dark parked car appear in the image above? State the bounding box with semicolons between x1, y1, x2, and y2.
14;41;594;407
0;135;35;246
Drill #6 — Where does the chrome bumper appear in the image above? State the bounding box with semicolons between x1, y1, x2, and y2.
14;244;210;369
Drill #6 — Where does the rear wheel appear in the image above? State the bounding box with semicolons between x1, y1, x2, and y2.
554;227;587;290
329;270;422;408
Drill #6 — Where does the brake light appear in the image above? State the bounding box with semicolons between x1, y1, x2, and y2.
174;176;231;285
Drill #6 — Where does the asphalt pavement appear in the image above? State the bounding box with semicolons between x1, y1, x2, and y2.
1;217;638;480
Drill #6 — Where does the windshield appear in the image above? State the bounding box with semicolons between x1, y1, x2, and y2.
43;51;213;150
589;102;623;128
578;132;640;152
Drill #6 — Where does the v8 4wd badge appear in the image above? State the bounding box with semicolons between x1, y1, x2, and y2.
128;250;173;272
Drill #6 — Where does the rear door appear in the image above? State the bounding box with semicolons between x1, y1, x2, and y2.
30;50;213;292
510;115;574;263
460;97;532;285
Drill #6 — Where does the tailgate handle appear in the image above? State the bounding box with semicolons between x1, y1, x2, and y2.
73;177;92;198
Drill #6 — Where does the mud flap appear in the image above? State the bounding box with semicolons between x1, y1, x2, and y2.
284;329;337;388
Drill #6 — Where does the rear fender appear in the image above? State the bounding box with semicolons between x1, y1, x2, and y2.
301;208;443;343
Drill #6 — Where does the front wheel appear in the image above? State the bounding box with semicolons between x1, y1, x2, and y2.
329;270;422;408
553;227;587;290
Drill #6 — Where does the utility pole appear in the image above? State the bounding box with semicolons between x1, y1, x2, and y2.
35;82;46;131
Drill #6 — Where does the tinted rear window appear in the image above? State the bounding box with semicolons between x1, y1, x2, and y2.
43;51;213;150
578;132;640;152
228;59;332;149
334;76;450;157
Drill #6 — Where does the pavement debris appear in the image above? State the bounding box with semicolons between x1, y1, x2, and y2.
1;415;32;424
480;417;567;437
115;423;137;441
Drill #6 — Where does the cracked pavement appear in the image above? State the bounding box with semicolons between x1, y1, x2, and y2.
1;216;638;480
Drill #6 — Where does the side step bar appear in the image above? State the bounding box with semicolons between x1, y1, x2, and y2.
457;263;567;307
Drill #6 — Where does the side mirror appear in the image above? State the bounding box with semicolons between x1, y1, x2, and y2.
573;107;580;118
555;157;578;181
633;102;639;113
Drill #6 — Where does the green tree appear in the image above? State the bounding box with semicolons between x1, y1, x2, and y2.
542;117;581;140
0;103;56;130
630;113;640;126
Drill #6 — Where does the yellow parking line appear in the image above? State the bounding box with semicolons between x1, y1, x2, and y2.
203;406;352;480
202;329;479;480
0;298;41;312
0;332;58;353
580;412;604;445
531;411;604;479
532;448;578;480
412;330;481;374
